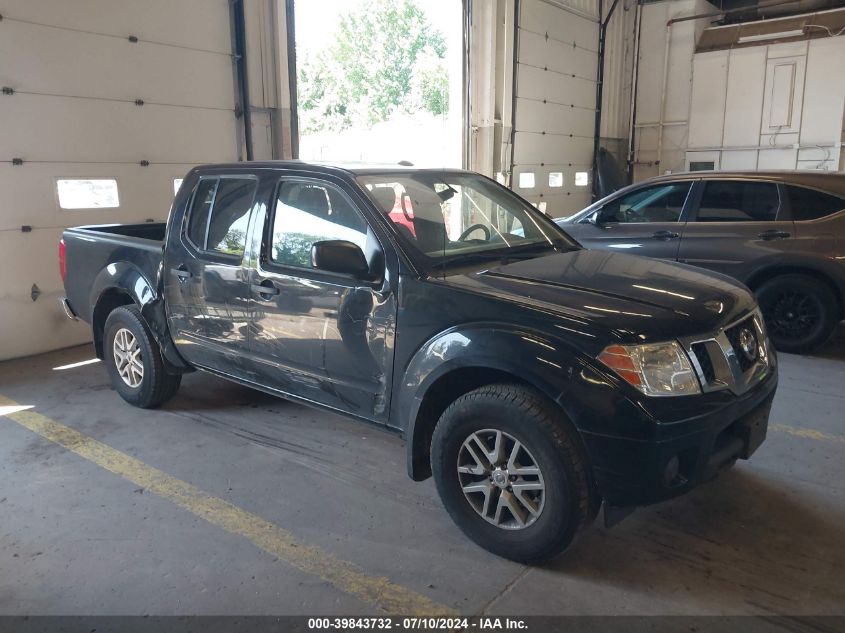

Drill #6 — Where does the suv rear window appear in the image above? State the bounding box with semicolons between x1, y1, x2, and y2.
785;185;845;221
695;181;780;222
186;176;257;257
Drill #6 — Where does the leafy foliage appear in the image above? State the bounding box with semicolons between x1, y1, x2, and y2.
297;0;449;133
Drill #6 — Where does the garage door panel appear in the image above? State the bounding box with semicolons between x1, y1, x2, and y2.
520;2;599;52
0;164;189;229
1;97;236;163
3;0;232;54
516;65;595;110
0;24;235;109
513;131;593;165
517;29;598;76
515;98;596;135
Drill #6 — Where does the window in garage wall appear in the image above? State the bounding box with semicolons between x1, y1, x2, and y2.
293;0;463;167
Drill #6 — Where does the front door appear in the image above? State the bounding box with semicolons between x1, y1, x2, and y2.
163;175;257;371
248;177;396;422
576;180;694;260
677;179;795;281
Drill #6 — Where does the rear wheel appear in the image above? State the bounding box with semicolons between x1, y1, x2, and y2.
104;306;181;408
757;274;839;353
431;384;592;563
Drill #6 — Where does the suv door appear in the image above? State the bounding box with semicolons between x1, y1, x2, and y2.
248;177;396;422
164;175;257;371
576;180;693;260
677;179;794;282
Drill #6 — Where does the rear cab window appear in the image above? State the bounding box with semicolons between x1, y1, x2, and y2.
185;176;258;259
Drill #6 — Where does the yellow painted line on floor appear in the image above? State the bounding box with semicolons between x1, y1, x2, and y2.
0;395;455;616
771;423;845;444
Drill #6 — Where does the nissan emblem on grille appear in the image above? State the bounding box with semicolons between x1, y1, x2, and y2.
738;327;758;362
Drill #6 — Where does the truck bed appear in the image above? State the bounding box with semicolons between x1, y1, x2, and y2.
62;223;166;324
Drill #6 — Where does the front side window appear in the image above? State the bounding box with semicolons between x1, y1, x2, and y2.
358;172;571;266
185;177;257;257
270;181;369;269
785;185;845;221
598;182;691;224
696;181;780;222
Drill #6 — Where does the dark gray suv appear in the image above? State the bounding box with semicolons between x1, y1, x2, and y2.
558;171;845;353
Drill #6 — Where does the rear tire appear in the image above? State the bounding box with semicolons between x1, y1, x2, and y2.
431;384;592;563
104;305;181;408
757;274;839;353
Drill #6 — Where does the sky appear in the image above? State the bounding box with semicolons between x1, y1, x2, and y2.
294;0;462;57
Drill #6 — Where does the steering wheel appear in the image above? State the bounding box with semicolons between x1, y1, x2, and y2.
458;224;491;241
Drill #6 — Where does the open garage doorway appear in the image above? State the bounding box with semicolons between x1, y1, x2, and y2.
293;0;464;167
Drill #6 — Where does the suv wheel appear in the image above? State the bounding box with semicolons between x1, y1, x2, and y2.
431;384;592;563
104;305;181;408
757;274;838;354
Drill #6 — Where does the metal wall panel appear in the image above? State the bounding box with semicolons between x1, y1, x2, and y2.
0;0;238;360
512;0;599;217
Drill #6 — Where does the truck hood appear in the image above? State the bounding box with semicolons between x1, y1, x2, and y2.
443;249;755;343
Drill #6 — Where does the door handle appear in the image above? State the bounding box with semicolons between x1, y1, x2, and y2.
651;230;679;240
170;267;192;280
757;230;791;241
251;282;280;298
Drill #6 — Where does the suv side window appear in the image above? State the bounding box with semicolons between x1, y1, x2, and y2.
185;176;257;256
596;182;691;224
695;181;780;222
270;181;369;269
785;185;845;221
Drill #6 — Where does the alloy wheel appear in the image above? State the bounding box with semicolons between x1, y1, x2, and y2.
763;290;821;342
113;327;144;388
457;429;545;530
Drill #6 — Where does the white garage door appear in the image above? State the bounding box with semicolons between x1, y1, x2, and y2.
511;0;598;219
0;0;239;360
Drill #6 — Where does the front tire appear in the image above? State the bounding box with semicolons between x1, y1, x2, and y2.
431;384;592;563
104;305;181;408
757;274;839;353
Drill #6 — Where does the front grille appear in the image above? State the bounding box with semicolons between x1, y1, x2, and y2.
690;342;715;383
725;316;758;373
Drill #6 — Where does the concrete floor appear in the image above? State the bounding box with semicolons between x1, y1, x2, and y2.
1;327;844;616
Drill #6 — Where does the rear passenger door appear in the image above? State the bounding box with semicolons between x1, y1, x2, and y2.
678;179;794;282
164;175;258;371
576;181;693;260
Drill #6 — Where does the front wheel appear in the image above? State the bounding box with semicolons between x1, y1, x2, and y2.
431;384;593;563
757;274;839;354
104;305;181;408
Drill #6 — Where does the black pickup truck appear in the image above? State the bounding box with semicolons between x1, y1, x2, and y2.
60;162;777;562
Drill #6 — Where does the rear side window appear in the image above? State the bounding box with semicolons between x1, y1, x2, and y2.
696;181;780;222
185;177;257;257
785;185;845;221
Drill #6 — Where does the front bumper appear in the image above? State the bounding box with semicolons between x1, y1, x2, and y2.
583;369;777;507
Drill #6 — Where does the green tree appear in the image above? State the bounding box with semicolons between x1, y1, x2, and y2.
297;0;449;133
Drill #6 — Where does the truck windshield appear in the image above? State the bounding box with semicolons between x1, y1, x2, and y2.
357;172;576;268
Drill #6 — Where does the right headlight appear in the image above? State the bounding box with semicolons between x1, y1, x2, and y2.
598;341;701;397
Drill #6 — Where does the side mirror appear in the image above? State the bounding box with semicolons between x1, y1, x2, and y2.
311;240;370;278
584;209;607;226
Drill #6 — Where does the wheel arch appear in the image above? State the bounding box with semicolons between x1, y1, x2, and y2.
399;326;593;483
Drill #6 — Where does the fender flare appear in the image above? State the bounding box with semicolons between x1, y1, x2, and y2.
397;324;584;480
89;262;190;371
